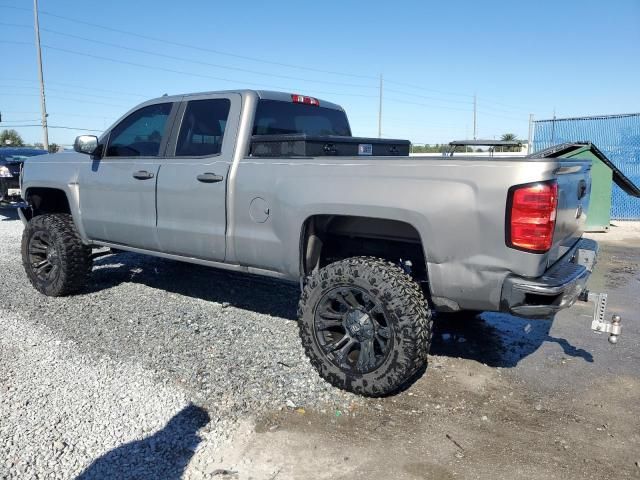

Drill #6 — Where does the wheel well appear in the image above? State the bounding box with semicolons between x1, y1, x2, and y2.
300;215;428;282
23;188;71;221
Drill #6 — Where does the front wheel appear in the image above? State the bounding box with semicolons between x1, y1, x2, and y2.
21;213;92;296
298;257;432;396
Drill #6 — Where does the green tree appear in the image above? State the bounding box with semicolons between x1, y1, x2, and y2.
500;133;519;152
48;143;60;153
0;129;25;147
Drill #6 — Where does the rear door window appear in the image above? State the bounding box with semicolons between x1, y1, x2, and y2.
106;103;173;157
176;99;231;156
252;100;351;136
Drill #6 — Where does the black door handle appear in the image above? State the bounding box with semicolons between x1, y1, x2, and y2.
197;172;224;183
132;170;154;180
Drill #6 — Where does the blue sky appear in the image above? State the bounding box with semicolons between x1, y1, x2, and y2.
1;0;639;146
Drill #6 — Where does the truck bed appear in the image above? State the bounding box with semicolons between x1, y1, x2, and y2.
234;153;591;311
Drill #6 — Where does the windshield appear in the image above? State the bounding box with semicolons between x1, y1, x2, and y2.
252;100;351;136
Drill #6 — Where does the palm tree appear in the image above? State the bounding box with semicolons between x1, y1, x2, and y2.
500;133;519;152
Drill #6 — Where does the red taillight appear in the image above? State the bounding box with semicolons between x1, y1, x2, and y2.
507;181;558;253
291;94;320;106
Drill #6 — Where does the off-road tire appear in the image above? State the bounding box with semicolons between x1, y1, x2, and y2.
21;213;92;296
298;256;432;396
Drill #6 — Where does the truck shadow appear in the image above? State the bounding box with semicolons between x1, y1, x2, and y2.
430;311;593;367
76;404;209;480
89;252;592;369
90;252;300;320
0;206;19;221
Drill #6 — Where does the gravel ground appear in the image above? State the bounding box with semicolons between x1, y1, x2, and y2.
0;208;357;479
2;207;638;480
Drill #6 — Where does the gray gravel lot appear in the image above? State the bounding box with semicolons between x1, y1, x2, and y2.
1;207;639;480
0;208;356;479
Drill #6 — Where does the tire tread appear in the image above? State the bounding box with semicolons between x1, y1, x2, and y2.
21;213;92;296
298;256;432;396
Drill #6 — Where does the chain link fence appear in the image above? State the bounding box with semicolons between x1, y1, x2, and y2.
532;113;640;219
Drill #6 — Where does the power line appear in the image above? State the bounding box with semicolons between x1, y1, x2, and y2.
385;88;473;106
0;118;40;122
384;79;474;99
2;20;535;114
0;13;543;118
477;110;528;122
0;22;377;89
386;78;541;114
478;98;540;113
0;109;117;120
0;90;131;108
384;96;473;113
1;76;147;98
0;4;377;80
0;84;137;103
0;3;534;141
476;101;533;115
1;40;379;99
0;124;103;131
0;3;554;121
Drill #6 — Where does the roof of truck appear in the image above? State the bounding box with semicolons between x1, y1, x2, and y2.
146;90;345;111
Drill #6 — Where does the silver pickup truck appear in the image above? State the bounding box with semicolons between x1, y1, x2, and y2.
18;90;601;396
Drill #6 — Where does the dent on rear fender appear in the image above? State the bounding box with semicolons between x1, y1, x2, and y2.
428;259;509;311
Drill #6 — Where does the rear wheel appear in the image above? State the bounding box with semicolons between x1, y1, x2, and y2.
298;257;432;396
21;213;92;296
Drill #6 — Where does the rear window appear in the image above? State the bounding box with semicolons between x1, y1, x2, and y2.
252;100;351;136
176;99;231;157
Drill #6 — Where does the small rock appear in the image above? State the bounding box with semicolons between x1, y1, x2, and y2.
286;399;296;409
535;404;543;411
53;440;66;451
481;415;488;422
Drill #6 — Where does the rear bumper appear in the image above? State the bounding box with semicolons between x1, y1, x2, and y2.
500;238;598;318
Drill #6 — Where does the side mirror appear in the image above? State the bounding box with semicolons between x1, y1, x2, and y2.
74;135;99;155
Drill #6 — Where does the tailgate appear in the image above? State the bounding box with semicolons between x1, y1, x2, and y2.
547;160;592;265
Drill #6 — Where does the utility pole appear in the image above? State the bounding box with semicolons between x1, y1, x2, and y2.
527;113;535;154
378;73;383;138
33;0;49;151
472;93;477;140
